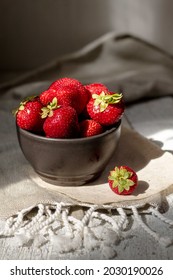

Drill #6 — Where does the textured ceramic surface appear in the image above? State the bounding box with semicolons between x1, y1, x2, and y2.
16;121;121;186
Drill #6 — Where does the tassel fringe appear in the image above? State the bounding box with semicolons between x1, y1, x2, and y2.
0;200;173;257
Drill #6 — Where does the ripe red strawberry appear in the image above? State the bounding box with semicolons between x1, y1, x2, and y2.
40;80;89;115
87;91;124;126
42;98;79;138
49;77;82;90
108;166;138;195
51;85;88;115
39;88;57;106
79;119;103;137
15;96;44;133
85;83;109;99
49;77;90;106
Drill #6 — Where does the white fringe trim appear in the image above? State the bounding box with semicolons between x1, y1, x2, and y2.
0;201;173;258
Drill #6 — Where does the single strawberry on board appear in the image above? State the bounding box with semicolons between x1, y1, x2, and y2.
79;119;103;138
87;91;124;126
41;97;79;138
108;166;138;195
15;96;44;133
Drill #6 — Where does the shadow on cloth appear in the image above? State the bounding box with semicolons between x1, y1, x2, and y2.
88;125;164;186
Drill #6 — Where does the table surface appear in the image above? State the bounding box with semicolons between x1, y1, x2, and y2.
0;96;173;260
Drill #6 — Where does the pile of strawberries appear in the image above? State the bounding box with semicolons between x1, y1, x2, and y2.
15;77;125;138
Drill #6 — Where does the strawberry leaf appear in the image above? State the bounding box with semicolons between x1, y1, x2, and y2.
19;104;25;111
100;102;108;112
41;97;60;118
47;97;59;110
41;107;50;118
92;91;123;112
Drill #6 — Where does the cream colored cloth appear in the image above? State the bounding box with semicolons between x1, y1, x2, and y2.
1;121;173;219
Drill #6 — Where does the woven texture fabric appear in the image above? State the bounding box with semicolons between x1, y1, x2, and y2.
0;83;173;218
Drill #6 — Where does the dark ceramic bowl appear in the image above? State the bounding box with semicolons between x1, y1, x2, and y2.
16;120;121;186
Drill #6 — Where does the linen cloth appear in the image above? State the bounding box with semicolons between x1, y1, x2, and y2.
1;116;173;219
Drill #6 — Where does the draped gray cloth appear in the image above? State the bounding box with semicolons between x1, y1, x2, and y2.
1;35;173;104
1;0;173;71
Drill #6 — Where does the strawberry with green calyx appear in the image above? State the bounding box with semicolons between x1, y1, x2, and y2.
79;119;103;138
108;166;138;195
14;96;44;133
85;83;109;99
48;77;90;114
87;91;124;126
41;98;79;138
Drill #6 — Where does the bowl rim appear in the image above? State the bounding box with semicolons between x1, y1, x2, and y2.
16;119;121;143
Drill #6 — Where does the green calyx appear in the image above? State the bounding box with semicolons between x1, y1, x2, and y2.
108;166;135;193
92;91;122;112
41;97;60;118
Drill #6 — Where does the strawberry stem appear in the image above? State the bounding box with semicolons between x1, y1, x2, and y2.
41;97;60;118
92;91;122;112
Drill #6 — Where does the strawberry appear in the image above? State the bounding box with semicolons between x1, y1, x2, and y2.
39;88;57;106
79;119;103;137
42;98;79;138
15;96;44;133
49;77;82;90
87;91;124;126
85;83;109;99
40;80;89;115
108;166;138;195
51;85;88;115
